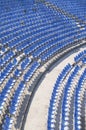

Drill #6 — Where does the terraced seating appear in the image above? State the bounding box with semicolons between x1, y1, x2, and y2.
0;0;33;14
75;70;86;130
46;0;86;22
74;49;86;62
48;50;86;130
0;60;40;129
2;115;14;130
0;77;16;124
0;0;86;130
0;59;17;85
0;8;85;71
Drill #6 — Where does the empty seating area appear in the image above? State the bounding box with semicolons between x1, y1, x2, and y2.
48;50;86;130
46;0;86;22
0;0;86;130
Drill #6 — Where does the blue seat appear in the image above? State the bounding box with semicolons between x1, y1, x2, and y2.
23;61;40;82
0;0;86;129
74;69;86;130
2;115;13;130
14;69;22;77
48;64;72;130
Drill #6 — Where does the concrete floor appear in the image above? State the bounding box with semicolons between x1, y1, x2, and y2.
24;46;86;130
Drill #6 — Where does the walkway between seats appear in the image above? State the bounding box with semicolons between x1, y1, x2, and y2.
24;46;85;130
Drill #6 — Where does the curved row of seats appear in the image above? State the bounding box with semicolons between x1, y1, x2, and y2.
0;0;86;130
0;0;34;14
48;50;86;130
1;3;86;59
0;60;40;130
47;0;86;21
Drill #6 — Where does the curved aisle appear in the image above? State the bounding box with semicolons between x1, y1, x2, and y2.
48;48;86;130
24;47;85;130
0;1;86;130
